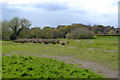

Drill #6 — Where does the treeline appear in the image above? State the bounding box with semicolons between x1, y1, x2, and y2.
1;17;120;40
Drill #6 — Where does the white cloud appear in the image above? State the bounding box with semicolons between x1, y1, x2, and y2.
3;0;118;14
1;0;119;27
0;0;3;2
3;0;56;4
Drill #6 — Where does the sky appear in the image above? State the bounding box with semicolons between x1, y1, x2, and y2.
0;0;119;28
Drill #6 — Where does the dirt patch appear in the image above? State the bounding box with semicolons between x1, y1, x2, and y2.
34;54;118;78
89;48;119;52
76;40;93;43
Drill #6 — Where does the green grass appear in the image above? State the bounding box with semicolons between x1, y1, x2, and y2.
0;41;2;79
2;36;118;78
2;36;118;71
2;55;104;78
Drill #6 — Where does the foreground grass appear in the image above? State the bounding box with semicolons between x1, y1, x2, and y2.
0;41;2;79
2;55;104;78
2;36;118;70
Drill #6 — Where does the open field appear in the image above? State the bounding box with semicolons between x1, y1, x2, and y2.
2;36;118;78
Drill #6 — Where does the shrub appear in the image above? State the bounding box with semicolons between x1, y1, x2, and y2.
66;28;94;39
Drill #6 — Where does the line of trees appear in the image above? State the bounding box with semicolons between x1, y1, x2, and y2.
1;17;120;40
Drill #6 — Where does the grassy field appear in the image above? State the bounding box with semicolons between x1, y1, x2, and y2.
2;36;118;78
2;55;104;78
0;41;2;79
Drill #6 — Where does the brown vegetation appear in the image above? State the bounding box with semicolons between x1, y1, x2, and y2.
14;39;69;45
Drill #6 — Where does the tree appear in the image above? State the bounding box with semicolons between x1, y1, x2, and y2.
92;25;98;34
9;17;31;40
17;27;31;39
108;30;115;34
30;27;41;38
40;27;62;39
66;27;94;39
2;20;12;40
97;31;101;34
98;25;104;33
118;28;120;34
20;19;31;28
58;25;72;38
9;17;21;40
0;21;2;40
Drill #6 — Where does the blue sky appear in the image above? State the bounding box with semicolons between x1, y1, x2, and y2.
0;0;119;28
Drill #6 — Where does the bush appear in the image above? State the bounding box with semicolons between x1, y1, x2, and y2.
66;28;94;39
